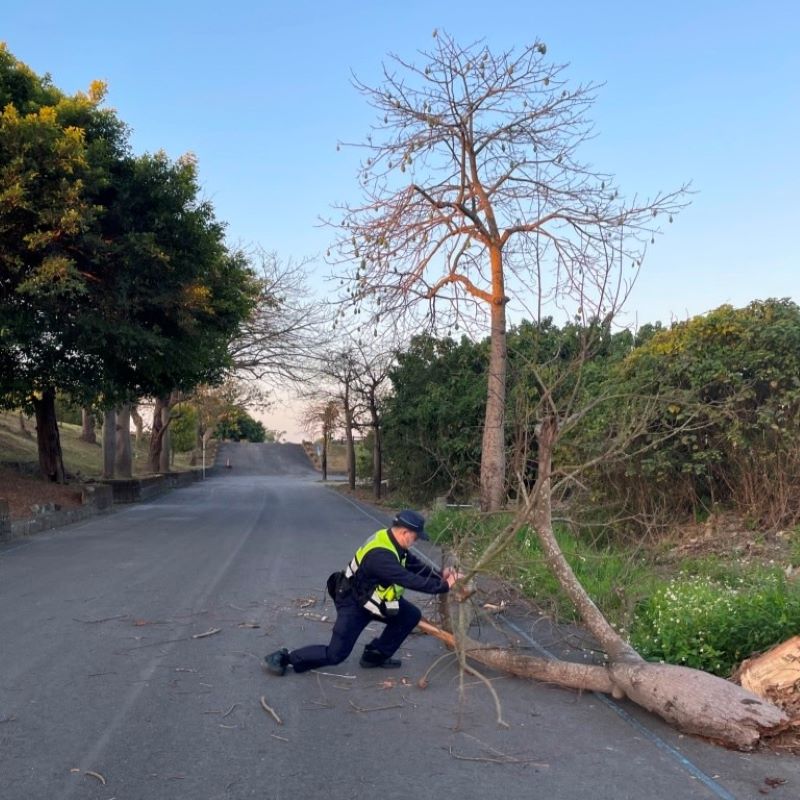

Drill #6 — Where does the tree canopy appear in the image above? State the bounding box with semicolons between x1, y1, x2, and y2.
0;44;258;479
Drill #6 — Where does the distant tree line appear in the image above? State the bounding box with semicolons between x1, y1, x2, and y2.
366;299;800;534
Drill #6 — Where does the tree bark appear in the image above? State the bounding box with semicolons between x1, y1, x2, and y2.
115;404;132;478
369;398;382;499
480;247;508;512
102;409;116;480
533;412;639;661
79;408;96;444
31;387;65;483
343;382;356;491
18;411;31;438
148;395;167;473
159;400;171;473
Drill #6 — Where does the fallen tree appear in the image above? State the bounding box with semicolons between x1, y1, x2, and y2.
419;431;790;750
419;617;787;750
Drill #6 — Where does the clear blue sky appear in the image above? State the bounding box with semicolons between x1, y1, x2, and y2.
4;2;799;436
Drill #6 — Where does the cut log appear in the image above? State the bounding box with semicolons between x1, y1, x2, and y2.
737;636;800;698
417;617;789;750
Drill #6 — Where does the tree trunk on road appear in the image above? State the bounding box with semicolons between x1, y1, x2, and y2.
419;618;788;750
431;409;790;750
32;387;65;483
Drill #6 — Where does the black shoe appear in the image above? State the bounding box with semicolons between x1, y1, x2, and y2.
359;655;402;669
264;648;290;676
359;645;402;669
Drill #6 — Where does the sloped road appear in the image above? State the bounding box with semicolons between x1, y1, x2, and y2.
0;443;796;799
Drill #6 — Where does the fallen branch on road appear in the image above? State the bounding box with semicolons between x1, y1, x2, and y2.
260;695;283;725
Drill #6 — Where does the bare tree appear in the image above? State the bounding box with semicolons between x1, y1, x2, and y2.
302;399;341;482
309;347;364;490
353;342;394;498
229;249;334;385
330;31;688;511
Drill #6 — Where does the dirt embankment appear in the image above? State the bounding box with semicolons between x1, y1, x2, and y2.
0;467;83;520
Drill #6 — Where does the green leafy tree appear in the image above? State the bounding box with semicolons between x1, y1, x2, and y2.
382;334;486;501
0;47;258;480
169;404;199;453
0;45;126;480
215;408;266;443
611;298;800;528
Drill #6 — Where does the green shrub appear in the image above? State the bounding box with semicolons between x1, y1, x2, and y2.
630;570;800;676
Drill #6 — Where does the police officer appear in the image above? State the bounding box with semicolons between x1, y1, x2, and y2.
264;509;457;675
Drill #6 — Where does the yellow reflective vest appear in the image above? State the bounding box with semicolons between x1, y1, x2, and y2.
344;528;405;617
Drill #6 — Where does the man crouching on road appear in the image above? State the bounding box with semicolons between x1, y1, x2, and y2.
264;509;458;675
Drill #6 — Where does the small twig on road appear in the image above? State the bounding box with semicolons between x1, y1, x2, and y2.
303;700;334;710
418;651;456;688
299;612;330;623
447;746;547;767
310;670;355;679
230;650;260;660
203;703;240;718
260;695;283;724
114;637;189;654
349;699;405;713
462;663;509;729
192;628;222;639
270;733;289;742
73;615;128;624
85;770;107;785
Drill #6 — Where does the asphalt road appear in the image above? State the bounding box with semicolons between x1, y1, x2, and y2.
1;442;797;800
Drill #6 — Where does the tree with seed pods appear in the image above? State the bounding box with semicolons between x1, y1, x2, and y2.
330;31;688;512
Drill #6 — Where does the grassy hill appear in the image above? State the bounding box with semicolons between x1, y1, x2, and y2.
0;410;206;480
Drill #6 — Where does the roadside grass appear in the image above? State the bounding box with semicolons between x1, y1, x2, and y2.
426;506;800;676
0;410;207;479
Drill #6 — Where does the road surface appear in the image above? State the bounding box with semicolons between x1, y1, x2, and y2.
0;442;796;799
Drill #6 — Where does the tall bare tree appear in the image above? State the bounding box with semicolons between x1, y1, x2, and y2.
330;31;688;510
353;342;394;498
229;249;333;385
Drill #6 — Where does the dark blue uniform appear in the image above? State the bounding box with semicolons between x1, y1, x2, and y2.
288;530;449;673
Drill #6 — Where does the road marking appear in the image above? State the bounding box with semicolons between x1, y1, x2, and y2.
328;489;389;527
